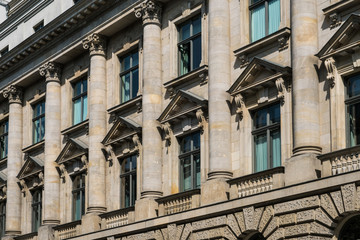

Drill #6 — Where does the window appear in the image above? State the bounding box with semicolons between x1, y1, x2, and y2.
178;15;201;76
72;173;85;221
179;131;200;192
33;20;44;32
0;201;5;237
72;77;88;125
31;189;42;232
0;121;8;159
120;51;139;103
250;0;280;42
120;155;136;208
0;46;8;58
346;74;360;147
252;104;281;172
33;100;45;144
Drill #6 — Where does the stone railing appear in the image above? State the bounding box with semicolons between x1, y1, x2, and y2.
100;206;135;229
228;167;285;199
14;232;38;240
54;220;81;240
156;189;201;216
318;145;360;177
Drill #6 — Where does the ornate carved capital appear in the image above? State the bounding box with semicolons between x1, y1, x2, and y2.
39;62;62;83
234;93;245;120
324;57;336;88
275;77;286;105
134;0;162;25
82;33;107;56
3;85;23;104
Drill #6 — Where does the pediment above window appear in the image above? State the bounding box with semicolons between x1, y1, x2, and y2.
322;1;360;29
318;14;360;61
17;155;44;192
0;171;5;200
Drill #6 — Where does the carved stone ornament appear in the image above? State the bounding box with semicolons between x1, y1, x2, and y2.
161;122;172;146
38;172;44;185
81;155;88;170
132;134;141;153
39;62;63;83
199;72;208;86
324;57;336;88
104;145;114;166
329;12;341;29
196;109;206;134
134;0;162;25
19;179;27;194
2;85;23;104
234;93;245;120
59;164;66;182
239;55;249;68
275;77;286;105
0;186;6;200
278;35;289;51
82;33;107;56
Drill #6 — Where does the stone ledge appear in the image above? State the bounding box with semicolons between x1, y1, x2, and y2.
107;95;142;116
22;139;44;154
61;119;89;137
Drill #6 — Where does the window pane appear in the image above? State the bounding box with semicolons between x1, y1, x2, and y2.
269;104;280;124
268;0;280;34
255;134;268;172
73;98;82;125
82;79;87;92
181;135;191;153
349;75;360;97
194;154;201;188
182;157;191;191
122;55;131;71
131;175;136;206
40;116;45;141
179;42;190;75
124;176;130;207
180;22;191;41
121;73;131;103
192;132;200;150
33;119;40;143
192;36;202;70
251;4;266;42
271;130;281;168
192;17;201;35
131;155;137;170
82;95;88;121
132;52;139;67
74;81;82;96
348;102;360;147
73;192;81;220
132;69;139;99
254;108;267;128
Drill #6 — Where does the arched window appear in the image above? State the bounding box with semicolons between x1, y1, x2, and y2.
249;232;266;240
339;215;360;240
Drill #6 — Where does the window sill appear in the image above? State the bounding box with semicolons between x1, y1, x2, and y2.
13;232;38;240
99;206;135;219
234;27;291;68
61;119;89;137
107;95;142;116
164;65;208;98
22;140;45;154
53;219;81;231
0;157;6;166
322;0;360;28
228;166;285;184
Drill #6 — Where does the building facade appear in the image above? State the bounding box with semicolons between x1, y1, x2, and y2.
0;0;358;239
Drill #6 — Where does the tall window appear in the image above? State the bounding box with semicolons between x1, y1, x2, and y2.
250;0;280;42
120;51;139;103
178;15;201;76
0;121;8;159
72;173;85;221
73;78;88;125
252;104;281;172
33;100;45;144
346;74;360;147
0;201;5;237
120;155;136;208
179;131;200;192
31;189;42;232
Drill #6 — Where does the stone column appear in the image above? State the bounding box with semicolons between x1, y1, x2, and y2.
82;33;107;232
134;0;162;221
2;85;22;237
285;0;321;185
201;0;232;205
37;62;62;239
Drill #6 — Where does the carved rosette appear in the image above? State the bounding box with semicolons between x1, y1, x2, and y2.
39;61;63;83
234;93;245;120
324;57;336;88
134;0;162;25
82;33;107;56
2;85;23;104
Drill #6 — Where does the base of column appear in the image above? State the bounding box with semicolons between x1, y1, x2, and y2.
81;213;101;235
201;178;230;206
43;219;60;225
140;191;162;199
38;224;56;240
87;206;107;214
284;153;321;186
135;198;159;221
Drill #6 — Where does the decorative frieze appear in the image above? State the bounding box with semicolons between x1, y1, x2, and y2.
82;33;107;56
2;85;23;104
39;61;62;83
134;0;162;25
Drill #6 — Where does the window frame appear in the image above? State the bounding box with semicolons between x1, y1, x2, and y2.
32;100;45;144
251;103;281;172
119;50;139;104
178;131;201;192
31;188;42;233
177;15;202;76
0;120;8;160
120;155;137;208
72;173;86;221
0;201;5;237
345;73;360;147
72;77;88;125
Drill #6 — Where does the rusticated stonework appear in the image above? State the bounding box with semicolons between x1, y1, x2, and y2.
134;0;162;25
82;33;107;56
2;85;23;104
39;61;62;83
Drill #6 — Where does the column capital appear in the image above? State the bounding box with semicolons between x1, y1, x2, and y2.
82;33;107;56
39;62;63;83
134;0;162;26
2;85;23;104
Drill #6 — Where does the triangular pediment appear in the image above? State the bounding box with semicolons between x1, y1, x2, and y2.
318;14;360;60
102;117;142;146
158;90;208;123
56;138;88;165
228;57;291;96
17;156;44;180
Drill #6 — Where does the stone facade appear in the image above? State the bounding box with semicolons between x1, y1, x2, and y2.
0;0;358;239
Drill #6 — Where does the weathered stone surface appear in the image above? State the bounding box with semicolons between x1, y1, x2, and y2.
176;225;184;240
284;224;309;237
274;196;319;215
297;237;331;240
315;208;333;228
357;186;360;210
320;194;338;219
167;224;177;240
192;227;236;240
160;228;168;240
192;216;226;231
155;229;165;240
227;214;241;236
258;206;273;232
330;191;344;214
263;217;279;238
254;207;264;230
181;223;192;240
341;183;357;212
268;228;284;240
309;222;333;236
279;213;296;226
296;210;315;223
234;211;246;233
243;206;263;231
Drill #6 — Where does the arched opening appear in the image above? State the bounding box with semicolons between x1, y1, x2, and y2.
339;215;360;240
248;232;266;240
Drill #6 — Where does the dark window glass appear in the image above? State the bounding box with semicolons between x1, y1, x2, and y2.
72;173;86;221
252;103;281;172
179;132;201;191
346;74;360;147
120;155;137;208
178;15;202;76
0;201;5;237
339;215;360;240
249;232;266;240
33;21;44;32
72;77;88;125
120;51;139;103
31;189;42;232
33;100;45;144
0;121;8;159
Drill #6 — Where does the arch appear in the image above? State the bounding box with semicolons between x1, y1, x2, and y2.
338;214;360;240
